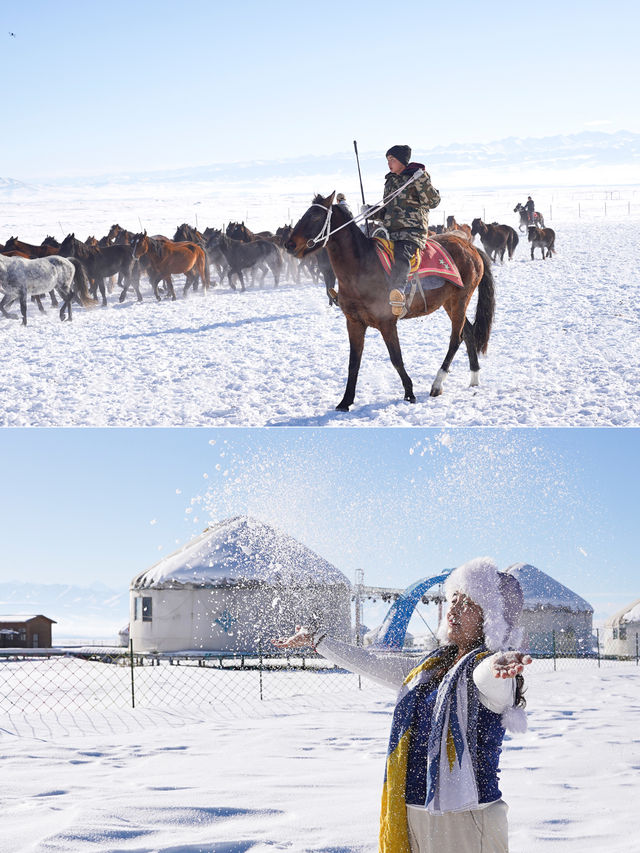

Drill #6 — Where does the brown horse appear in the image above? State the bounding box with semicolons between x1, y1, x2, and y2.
3;236;59;259
471;219;519;262
445;216;473;241
527;226;556;259
130;231;210;300
285;193;495;407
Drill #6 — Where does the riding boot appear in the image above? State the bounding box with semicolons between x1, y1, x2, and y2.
388;240;414;317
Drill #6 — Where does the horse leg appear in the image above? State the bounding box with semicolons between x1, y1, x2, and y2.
166;275;176;300
379;320;415;403
462;318;480;387
59;288;72;321
430;303;466;397
0;293;19;319
19;287;28;326
34;295;46;313
96;276;107;306
336;317;367;411
49;289;58;307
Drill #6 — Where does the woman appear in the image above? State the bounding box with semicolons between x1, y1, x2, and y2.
273;557;531;853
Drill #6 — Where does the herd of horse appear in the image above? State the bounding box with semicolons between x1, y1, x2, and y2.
1;200;557;407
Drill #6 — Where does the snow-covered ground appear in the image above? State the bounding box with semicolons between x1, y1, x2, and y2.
2;185;639;427
1;662;638;852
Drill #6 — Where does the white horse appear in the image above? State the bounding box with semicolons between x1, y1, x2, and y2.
0;255;94;325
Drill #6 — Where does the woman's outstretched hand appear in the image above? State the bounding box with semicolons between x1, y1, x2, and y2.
492;651;532;678
272;625;314;650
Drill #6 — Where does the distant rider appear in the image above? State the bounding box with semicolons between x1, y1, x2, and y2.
524;196;535;225
373;145;441;316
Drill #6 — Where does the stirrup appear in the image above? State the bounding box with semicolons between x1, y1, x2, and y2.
389;288;407;318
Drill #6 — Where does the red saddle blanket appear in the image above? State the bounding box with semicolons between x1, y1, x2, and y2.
374;237;463;288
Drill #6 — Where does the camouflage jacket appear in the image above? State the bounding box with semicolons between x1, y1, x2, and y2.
378;162;440;248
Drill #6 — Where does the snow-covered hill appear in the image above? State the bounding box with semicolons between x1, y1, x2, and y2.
2;130;640;192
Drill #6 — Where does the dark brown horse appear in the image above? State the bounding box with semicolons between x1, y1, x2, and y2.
471;219;519;262
208;232;282;290
130;231;210;300
286;193;495;407
527;226;556;259
59;233;141;305
226;222;275;241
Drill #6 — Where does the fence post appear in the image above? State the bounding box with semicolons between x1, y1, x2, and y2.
578;203;581;218
552;630;557;672
129;639;135;709
636;632;639;666
597;628;600;668
258;639;263;701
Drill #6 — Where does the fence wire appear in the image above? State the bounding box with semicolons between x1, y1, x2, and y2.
1;633;637;717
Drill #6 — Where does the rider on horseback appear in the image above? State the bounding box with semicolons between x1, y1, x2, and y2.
375;145;441;316
524;196;535;225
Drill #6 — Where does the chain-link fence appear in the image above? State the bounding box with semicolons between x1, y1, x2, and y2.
2;632;637;717
0;644;364;717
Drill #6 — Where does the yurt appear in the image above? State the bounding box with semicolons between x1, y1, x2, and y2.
603;599;640;658
506;563;594;655
129;516;351;653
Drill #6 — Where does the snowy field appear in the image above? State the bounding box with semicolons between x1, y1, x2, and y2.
2;185;639;427
1;662;639;852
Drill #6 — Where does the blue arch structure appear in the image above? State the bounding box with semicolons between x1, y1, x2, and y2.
375;569;453;648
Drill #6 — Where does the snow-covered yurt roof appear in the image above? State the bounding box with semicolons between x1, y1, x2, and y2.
506;563;593;613
605;598;640;627
132;515;350;590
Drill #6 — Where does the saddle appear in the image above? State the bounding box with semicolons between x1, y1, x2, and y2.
374;237;464;312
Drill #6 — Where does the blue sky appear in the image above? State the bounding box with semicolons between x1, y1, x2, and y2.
1;0;639;179
0;428;637;621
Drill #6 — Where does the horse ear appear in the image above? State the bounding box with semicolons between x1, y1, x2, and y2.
326;191;336;207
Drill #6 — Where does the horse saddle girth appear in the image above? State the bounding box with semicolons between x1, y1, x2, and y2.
373;237;464;289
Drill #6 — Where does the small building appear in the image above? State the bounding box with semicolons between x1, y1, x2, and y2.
603;599;640;658
506;563;594;655
0;615;56;648
129;515;352;653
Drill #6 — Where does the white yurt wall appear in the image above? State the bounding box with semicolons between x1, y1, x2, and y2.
130;516;351;653
506;563;594;655
603;598;640;657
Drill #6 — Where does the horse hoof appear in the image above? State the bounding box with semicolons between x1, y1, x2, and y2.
335;402;351;412
405;393;416;404
429;387;443;398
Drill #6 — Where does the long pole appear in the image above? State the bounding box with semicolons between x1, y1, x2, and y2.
353;140;370;237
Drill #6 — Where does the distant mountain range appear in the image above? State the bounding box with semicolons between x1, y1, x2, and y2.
2;130;640;191
0;581;129;640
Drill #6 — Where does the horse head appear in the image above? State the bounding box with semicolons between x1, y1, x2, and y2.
470;218;485;236
130;231;148;258
285;192;336;258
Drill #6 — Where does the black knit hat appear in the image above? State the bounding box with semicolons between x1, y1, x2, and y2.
385;144;411;166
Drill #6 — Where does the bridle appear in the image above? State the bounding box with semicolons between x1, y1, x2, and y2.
305;168;425;249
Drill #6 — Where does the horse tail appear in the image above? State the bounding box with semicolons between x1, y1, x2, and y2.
200;248;210;288
69;258;97;306
473;249;495;355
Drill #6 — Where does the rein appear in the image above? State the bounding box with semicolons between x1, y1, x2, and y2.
306;168;425;248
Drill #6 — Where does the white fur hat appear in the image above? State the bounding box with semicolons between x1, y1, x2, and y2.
437;557;524;651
